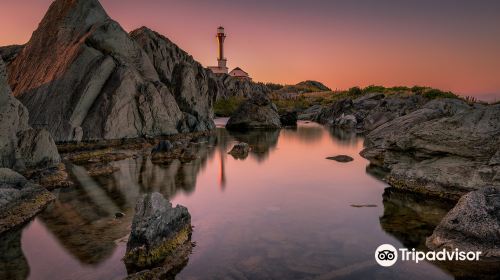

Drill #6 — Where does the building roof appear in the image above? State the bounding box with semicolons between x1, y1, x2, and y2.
230;67;248;75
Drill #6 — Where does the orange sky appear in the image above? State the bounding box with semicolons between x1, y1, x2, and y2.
1;0;499;100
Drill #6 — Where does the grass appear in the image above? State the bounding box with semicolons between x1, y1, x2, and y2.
213;97;245;117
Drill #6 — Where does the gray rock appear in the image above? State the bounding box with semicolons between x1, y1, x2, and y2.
326;155;354;163
6;0;222;142
316;93;427;132
152;140;173;154
426;187;500;258
0;58;60;170
229;142;250;159
125;192;192;270
226;94;281;130
217;74;270;99
361;99;500;199
0;168;55;234
0;45;24;64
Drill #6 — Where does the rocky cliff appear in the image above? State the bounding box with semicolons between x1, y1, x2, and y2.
1;58;60;170
5;0;211;142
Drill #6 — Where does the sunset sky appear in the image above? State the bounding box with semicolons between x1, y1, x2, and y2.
1;0;499;100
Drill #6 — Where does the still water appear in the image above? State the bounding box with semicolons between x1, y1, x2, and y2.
1;120;470;279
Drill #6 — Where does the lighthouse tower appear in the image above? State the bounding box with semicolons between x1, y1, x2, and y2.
208;26;229;74
216;26;228;72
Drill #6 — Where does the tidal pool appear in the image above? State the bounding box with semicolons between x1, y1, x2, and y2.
1;120;490;279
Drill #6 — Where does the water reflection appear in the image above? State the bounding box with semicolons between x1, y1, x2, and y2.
0;121;495;279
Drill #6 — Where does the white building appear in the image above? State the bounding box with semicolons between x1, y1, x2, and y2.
229;67;251;81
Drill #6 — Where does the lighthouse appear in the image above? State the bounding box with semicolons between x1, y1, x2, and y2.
216;26;227;72
208;26;251;80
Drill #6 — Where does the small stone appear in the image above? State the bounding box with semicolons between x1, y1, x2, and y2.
326;155;354;163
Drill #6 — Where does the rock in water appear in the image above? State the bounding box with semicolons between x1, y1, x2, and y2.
6;0;223;142
361;98;500;199
229;142;250;159
426;187;500;258
226;94;281;130
326;155;354;163
125;193;192;273
0;168;55;234
0;58;60;170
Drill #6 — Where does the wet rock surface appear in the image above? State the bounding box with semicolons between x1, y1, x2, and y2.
0;168;55;234
226;94;281;130
125;192;192;273
427;187;500;258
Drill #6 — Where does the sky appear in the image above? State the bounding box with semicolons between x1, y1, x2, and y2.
1;0;500;100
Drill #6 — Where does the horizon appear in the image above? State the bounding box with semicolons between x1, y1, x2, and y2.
1;0;499;101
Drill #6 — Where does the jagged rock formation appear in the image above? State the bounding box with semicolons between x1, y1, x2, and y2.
226;94;281;130
1;58;60;170
316;93;427;132
130;27;220;132
427;187;500;258
5;0;218;142
217;74;270;99
125;192;192;274
228;142;250;159
361;98;500;199
0;168;55;234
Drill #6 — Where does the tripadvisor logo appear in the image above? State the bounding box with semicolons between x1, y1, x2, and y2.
375;244;482;267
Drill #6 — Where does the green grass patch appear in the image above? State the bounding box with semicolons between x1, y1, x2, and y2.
214;97;245;117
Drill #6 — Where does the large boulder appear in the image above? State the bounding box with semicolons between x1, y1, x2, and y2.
217;74;270;100
316;93;427;132
5;0;220;142
361;99;500;199
124;193;192;272
0;168;55;234
0;58;60;170
226;94;281;130
426;187;500;258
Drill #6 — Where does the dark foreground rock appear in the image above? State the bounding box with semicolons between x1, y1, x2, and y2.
0;58;60;171
0;168;55;234
361;98;500;199
226;94;281;130
124;192;192;275
229;143;250;159
280;111;298;127
326;155;354;163
426;187;500;258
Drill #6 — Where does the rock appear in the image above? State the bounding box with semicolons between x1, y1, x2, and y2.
115;212;125;219
0;58;60;170
229;143;250;159
0;168;55;234
298;104;323;121
326;155;354;163
0;45;24;64
316;93;427;132
125;192;192;271
217;74;270;99
226;94;281;130
6;0;221;142
361;99;500;199
426;187;500;258
152;140;173;154
279;111;298;127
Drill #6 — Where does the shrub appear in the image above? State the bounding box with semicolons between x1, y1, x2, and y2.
363;85;386;93
213;97;245;117
422;89;458;99
348;87;363;95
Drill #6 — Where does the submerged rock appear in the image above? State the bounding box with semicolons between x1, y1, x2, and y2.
226;94;281;130
229;142;250;159
0;58;60;170
426;187;500;258
125;192;192;273
326;155;354;163
0;168;55;234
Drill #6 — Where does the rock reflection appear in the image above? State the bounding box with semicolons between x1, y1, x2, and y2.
380;188;500;279
227;129;280;162
0;229;29;280
328;127;360;146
